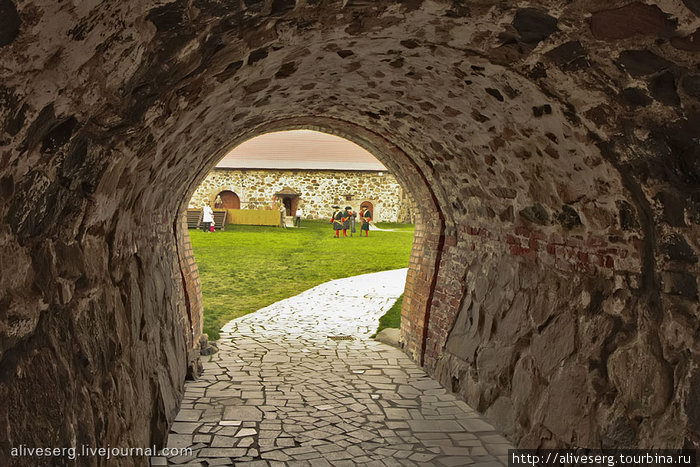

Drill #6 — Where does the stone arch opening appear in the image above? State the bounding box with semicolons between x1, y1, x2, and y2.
181;118;445;368
215;190;240;209
1;0;698;459
184;125;431;351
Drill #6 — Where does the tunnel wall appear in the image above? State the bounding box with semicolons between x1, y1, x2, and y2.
0;207;191;463
0;0;699;462
429;222;658;447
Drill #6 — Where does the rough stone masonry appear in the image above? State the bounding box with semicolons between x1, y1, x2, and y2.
188;167;413;222
0;0;698;464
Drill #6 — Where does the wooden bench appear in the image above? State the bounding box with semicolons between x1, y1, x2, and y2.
187;209;227;230
186;209;202;229
213;210;227;230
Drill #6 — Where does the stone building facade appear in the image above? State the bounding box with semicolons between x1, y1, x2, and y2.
189;168;414;223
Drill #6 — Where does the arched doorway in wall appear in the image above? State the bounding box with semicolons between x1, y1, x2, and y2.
184;124;439;359
216;190;240;209
173;122;452;464
274;187;300;217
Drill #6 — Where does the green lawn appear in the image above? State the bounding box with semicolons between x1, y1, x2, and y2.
189;220;415;339
375;294;403;336
374;222;416;232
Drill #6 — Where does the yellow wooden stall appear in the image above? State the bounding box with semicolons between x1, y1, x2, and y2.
226;209;281;226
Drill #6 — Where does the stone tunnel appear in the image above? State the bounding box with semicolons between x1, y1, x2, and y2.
1;0;699;463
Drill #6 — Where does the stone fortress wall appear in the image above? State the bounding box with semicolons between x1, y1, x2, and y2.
189;168;414;223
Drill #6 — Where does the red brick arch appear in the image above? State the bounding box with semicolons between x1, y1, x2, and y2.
180;117;446;365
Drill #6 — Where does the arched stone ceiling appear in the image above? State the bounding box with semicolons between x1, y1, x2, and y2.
0;0;698;458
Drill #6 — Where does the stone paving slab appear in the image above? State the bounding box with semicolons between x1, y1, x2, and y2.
156;269;512;466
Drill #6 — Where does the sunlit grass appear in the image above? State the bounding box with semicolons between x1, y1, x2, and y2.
375;222;416;231
189;220;414;339
375;294;403;335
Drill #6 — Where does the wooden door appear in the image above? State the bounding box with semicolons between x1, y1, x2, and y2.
218;191;240;209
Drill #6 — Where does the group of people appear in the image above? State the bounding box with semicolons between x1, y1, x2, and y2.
278;202;304;228
199;202;371;235
330;205;372;238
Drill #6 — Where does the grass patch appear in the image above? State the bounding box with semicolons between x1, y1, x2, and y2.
375;293;403;335
190;220;414;339
375;222;415;231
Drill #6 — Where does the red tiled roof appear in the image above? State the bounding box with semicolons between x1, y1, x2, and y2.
216;130;388;171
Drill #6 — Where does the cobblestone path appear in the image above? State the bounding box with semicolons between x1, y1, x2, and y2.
155;269;512;466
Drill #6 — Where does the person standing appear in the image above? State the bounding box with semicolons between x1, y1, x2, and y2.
295;205;303;228
278;201;287;228
202;203;214;232
341;206;352;237
360;205;372;237
330;205;344;238
345;206;356;236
